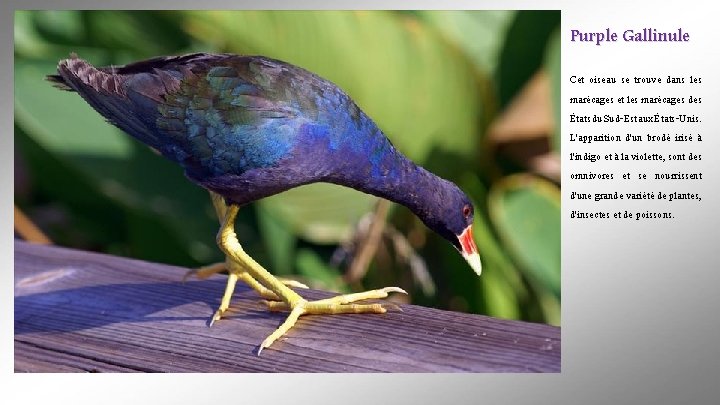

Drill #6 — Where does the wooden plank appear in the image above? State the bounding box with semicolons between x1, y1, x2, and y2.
14;240;561;372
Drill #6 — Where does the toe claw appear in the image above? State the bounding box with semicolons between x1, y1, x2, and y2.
182;269;195;283
280;279;310;289
261;300;289;311
257;336;275;356
383;286;408;295
209;309;225;327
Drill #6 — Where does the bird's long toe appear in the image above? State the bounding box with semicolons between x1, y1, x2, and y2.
258;303;307;355
184;262;227;281
260;286;406;313
277;278;310;289
311;286;407;306
257;301;397;355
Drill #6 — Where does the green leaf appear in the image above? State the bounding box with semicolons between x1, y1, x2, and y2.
256;203;296;275
81;11;193;58
544;28;561;152
14;11;112;63
496;11;560;107
14;11;53;57
489;174;560;297
295;248;348;293
481;269;520;320
538;288;561;326
15;126;129;249
414;10;516;75
260;185;378;244
15;61;134;158
15;59;220;265
32;11;85;45
182;10;485;162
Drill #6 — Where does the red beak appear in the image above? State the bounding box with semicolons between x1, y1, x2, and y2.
459;225;477;255
458;225;482;276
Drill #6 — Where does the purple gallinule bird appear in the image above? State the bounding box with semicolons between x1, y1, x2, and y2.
48;53;482;353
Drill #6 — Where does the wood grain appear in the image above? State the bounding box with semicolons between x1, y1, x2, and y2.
14;240;561;372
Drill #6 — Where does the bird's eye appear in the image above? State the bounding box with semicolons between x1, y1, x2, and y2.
462;204;472;218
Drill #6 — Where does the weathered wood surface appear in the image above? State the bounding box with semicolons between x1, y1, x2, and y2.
14;240;561;372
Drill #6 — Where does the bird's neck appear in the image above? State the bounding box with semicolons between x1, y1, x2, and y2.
325;139;444;220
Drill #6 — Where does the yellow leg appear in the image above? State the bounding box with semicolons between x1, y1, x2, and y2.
206;259;284;325
210;272;238;326
188;191;307;323
208;268;313;324
216;204;406;355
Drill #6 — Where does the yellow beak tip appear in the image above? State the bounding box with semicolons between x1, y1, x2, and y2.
463;252;482;276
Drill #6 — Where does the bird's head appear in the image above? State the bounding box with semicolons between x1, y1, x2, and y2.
417;180;482;276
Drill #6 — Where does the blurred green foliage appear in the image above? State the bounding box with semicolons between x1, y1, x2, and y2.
14;10;560;325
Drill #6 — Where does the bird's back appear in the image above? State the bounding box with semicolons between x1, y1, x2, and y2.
52;54;371;174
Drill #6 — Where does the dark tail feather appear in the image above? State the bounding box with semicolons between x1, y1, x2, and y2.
46;73;73;91
48;55;164;149
46;52;79;90
53;56;128;97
